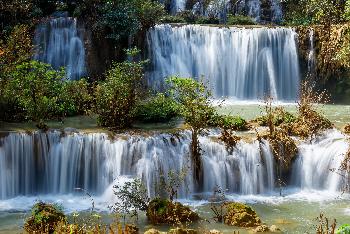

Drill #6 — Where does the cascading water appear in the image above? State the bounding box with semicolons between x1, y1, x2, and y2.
0;130;348;200
307;29;317;78
147;24;300;100
34;12;86;80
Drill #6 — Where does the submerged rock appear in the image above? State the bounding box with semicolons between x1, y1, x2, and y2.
168;228;198;234
144;229;164;234
223;202;261;227
146;198;199;225
252;224;270;232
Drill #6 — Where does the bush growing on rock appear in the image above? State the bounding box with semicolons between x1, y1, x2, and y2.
24;202;66;233
146;198;199;225
287;81;332;138
223;202;261;227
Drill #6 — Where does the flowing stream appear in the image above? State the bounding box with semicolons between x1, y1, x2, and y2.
147;24;300;100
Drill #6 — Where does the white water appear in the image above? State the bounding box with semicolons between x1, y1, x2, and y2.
34;13;86;80
147;24;300;100
0;130;348;205
307;29;317;78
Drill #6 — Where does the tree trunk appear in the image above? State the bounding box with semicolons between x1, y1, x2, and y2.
191;128;203;190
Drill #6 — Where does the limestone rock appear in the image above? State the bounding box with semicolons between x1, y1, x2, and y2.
252;224;270;233
223;202;261;227
146;198;199;225
270;225;281;232
168;228;198;234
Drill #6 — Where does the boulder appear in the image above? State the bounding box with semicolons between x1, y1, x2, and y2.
168;228;198;234
144;228;163;234
252;225;269;232
270;225;281;232
146;198;199;225
223;202;261;227
24;202;66;233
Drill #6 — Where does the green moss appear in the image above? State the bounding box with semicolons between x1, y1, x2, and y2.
223;202;261;227
209;115;248;131
24;202;66;233
337;224;350;234
227;14;256;25
146;198;199;225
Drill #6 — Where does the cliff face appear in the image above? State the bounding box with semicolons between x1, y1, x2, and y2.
296;25;350;103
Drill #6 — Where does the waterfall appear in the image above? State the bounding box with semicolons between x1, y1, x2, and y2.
307;29;316;78
270;0;283;24
146;24;300;101
0;130;348;200
34;12;86;80
291;130;349;191
0;131;275;199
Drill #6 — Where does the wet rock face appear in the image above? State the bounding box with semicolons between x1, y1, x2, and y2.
223;202;261;227
146;198;200;225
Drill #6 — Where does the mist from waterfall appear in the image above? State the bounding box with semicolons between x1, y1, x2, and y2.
34;13;86;80
147;24;300;101
0;130;348;200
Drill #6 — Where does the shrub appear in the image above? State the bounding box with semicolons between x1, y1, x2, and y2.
160;15;187;23
110;178;150;219
288;81;332;138
24;202;66;233
60;79;92;117
195;16;220;24
137;0;165;29
255;107;296;127
5;60;66;121
227;14;256;25
134;93;179;123
95;48;146;129
210;115;248;131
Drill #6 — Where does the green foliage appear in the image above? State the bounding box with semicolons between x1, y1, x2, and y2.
110;178;150;219
210;115;248;131
134;93;179;123
227;14;256;25
5;61;66;121
196;16;220;24
160;15;187;23
99;1;140;41
98;0;165;41
283;0;347;25
167;77;215;131
60;79;92;117
24;202;66;233
95;48;146;129
337;224;350;234
167;76;215;183
136;0;166;29
255;108;296;127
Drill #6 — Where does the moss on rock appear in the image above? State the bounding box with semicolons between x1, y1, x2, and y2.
223;202;261;227
24;202;66;233
146;198;199;225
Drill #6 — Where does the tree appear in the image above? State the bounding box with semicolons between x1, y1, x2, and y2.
5;61;66;122
94;48;146;129
167;76;216;186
